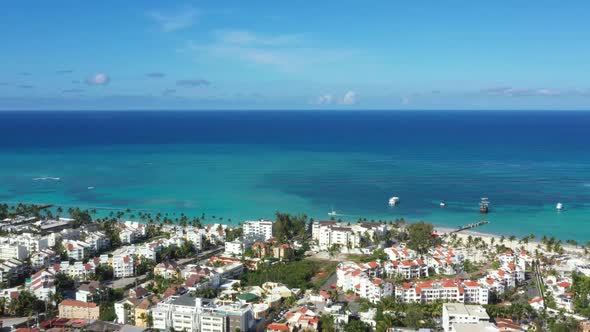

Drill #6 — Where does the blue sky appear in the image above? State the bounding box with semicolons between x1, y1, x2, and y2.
1;0;589;110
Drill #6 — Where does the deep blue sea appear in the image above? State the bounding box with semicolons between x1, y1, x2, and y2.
1;111;589;242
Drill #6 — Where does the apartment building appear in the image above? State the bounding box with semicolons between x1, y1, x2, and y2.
242;219;273;242
312;221;387;251
26;269;56;301
152;295;210;332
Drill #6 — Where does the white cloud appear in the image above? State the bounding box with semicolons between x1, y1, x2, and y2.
316;94;333;105
340;91;358;105
147;7;199;32
214;30;301;46
482;86;561;97
86;73;110;85
184;30;354;72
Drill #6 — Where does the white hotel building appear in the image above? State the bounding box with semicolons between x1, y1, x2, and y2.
312;221;387;251
242;219;273;241
395;279;489;305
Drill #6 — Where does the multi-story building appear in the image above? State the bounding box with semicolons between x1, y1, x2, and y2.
395;279;489;305
442;303;490;332
25;269;56;301
200;302;255;332
384;244;417;261
384;259;428;279
58;299;100;319
243;219;273;242
64;240;90;261
50;261;96;281
337;261;392;303
0;242;27;260
118;221;147;244
225;240;246;257
84;231;111;253
152;295;211;332
312;221;387;251
111;254;134;278
0;258;25;283
185;230;204;250
31;248;59;269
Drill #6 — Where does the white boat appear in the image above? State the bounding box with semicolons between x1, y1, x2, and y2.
388;196;400;206
88;186;95;190
556;202;563;210
440;201;446;207
328;210;338;216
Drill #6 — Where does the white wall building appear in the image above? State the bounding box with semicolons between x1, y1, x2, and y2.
242;219;273;242
442;303;490;332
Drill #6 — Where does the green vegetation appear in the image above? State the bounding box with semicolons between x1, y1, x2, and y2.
343;320;371;332
225;227;243;242
346;248;389;263
483;303;534;320
571;272;590;316
92;263;114;281
406;221;435;254
241;260;325;290
273;212;309;242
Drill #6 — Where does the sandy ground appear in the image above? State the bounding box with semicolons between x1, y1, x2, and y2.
434;226;586;256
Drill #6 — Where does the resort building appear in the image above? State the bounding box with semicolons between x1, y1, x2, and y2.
442;303;491;332
384;258;428;279
58;299;100;319
336;261;393;303
312;221;387;251
243;219;274;242
395;279;490;305
118;221;147;244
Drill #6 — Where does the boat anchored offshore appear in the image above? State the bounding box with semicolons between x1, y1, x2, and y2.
556;202;563;211
388;196;400;206
440;201;446;207
479;198;490;214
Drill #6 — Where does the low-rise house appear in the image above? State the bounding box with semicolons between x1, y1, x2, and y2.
76;281;101;303
528;297;544;311
272;243;294;261
58;299;100;319
155;261;180;280
285;307;319;331
182;265;220;290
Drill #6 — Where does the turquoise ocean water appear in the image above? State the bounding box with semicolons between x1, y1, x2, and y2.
0;111;589;242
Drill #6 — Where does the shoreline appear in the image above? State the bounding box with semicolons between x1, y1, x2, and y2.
433;225;585;255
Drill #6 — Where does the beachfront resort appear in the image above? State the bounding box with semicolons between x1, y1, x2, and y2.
0;203;589;332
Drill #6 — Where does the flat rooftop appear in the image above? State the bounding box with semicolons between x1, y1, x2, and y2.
443;303;489;319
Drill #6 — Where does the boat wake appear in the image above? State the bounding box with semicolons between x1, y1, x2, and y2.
33;176;61;181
